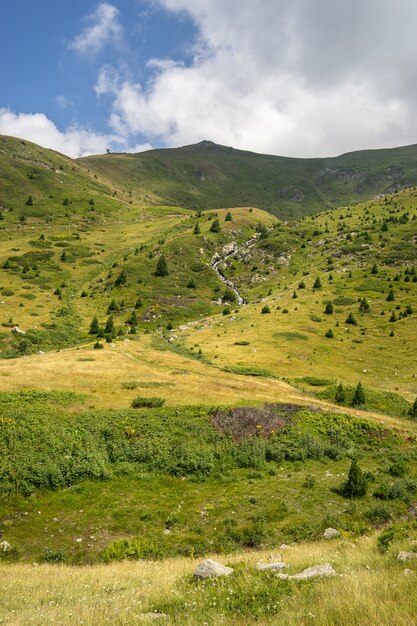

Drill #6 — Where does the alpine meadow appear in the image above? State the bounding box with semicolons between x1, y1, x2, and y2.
2;2;417;624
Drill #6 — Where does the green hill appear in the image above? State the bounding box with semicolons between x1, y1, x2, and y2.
81;139;417;219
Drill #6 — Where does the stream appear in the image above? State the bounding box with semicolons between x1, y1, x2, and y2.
211;235;258;305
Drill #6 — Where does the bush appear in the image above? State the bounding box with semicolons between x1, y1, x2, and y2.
261;305;271;314
377;526;396;553
131;397;165;408
365;505;392;525
342;459;368;498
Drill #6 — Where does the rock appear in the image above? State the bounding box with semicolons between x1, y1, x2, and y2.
403;569;414;576
323;528;340;540
194;559;234;579
279;544;291;550
397;551;417;562
11;325;25;335
0;541;11;552
256;562;286;571
140;613;168;620
277;563;337;580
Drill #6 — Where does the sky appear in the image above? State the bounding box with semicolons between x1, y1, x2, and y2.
1;0;417;158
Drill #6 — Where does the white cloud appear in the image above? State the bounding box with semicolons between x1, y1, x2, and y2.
69;3;123;56
97;0;417;156
55;95;73;110
0;108;118;158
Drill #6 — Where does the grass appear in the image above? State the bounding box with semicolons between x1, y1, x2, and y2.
2;134;417;624
1;533;417;625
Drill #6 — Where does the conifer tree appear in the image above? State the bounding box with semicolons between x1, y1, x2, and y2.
352;381;365;406
155;254;169;276
335;382;346;404
343;459;368;498
210;218;221;233
89;316;100;334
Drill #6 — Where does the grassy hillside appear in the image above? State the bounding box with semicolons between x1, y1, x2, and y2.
81;140;417;219
178;187;417;399
1;133;417;625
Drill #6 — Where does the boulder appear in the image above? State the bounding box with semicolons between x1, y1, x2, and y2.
397;551;417;562
277;563;337;580
0;541;11;552
256;562;286;571
11;325;25;335
194;559;233;579
323;528;340;540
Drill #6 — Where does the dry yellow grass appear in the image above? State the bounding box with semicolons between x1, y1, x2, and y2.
1;535;415;625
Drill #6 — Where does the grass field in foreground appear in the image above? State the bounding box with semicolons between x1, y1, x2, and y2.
1;534;416;625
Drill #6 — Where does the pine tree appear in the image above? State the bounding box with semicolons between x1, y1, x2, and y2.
193;222;201;234
387;289;395;302
313;276;322;289
225;211;232;221
298;280;306;289
89;316;100;334
325;328;334;338
115;269;127;286
335;382;346;404
26;195;33;206
343;459;368;498
210;218;221;233
371;264;378;275
352;381;365;406
359;297;370;312
104;315;115;335
155;255;169;276
345;312;357;325
324;301;334;314
107;299;118;314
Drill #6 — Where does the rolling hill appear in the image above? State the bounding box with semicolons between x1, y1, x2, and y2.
81;139;417;219
1;133;417;625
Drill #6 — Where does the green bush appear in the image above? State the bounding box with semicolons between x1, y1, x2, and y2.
131;397;165;408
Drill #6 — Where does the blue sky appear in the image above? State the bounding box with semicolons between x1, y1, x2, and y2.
1;1;417;158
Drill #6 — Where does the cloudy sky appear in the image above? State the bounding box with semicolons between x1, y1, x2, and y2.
1;0;417;158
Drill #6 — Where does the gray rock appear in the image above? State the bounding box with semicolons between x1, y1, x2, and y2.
11;325;25;335
194;559;234;579
403;569;414;576
0;541;11;552
323;528;340;540
256;562;286;571
277;563;337;580
397;551;417;562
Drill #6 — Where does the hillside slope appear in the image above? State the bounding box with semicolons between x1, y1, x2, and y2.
81;140;417;219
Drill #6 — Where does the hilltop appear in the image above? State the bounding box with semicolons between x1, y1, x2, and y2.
81;139;417;219
4;134;417;221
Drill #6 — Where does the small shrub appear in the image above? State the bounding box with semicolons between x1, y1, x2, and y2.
131;397;165;408
365;505;392;525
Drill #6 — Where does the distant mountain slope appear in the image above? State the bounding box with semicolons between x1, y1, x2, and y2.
81;140;417;219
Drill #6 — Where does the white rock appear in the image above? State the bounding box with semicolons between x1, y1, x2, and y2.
323;528;340;540
194;559;234;579
277;563;337;580
403;568;414;576
397;551;417;562
256;562;286;571
0;541;11;552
